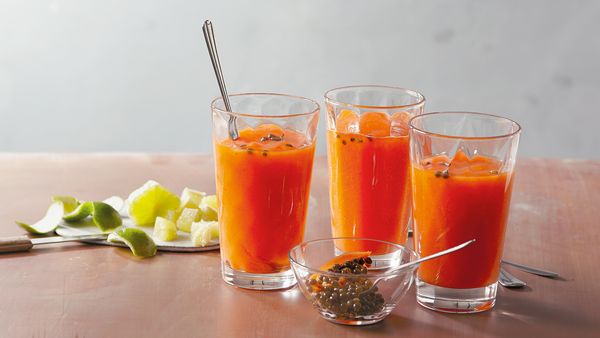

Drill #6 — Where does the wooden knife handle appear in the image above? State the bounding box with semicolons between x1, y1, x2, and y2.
0;236;33;253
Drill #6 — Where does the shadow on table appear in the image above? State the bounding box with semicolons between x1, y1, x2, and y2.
438;292;598;336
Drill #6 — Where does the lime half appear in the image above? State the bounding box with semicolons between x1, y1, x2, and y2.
91;202;122;232
127;180;181;225
16;201;65;235
63;202;94;222
108;228;157;258
51;196;79;214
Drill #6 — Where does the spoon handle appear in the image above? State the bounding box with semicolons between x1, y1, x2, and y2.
395;239;476;272
202;20;238;139
502;260;559;278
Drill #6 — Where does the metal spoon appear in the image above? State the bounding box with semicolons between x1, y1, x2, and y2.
202;20;238;140
370;239;476;288
499;268;527;288
502;260;559;278
408;229;559;279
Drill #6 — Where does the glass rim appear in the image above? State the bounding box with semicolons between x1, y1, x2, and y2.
210;92;320;119
288;237;418;278
324;85;426;110
409;111;522;140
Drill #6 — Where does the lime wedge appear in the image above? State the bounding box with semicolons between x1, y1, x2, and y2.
51;196;79;214
153;216;177;241
103;196;125;214
16;201;65;235
91;202;122;232
200;195;218;221
127;180;181;225
63;202;94;222
108;228;157;258
176;208;200;233
190;220;219;247
179;188;205;209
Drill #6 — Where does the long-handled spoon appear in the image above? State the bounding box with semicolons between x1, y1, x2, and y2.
408;229;559;279
370;239;475;288
202;20;238;140
502;260;559;278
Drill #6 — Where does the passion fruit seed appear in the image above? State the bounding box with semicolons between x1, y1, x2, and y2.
307;256;384;319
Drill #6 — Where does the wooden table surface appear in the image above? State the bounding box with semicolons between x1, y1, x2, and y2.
0;154;599;338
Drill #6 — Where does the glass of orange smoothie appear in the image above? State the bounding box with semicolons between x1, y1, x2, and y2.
409;112;521;313
211;93;319;290
324;85;425;253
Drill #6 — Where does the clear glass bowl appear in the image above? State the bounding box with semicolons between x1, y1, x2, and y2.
289;238;418;325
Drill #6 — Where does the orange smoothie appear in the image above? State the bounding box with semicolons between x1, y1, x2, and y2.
215;125;315;274
328;111;413;253
412;150;514;289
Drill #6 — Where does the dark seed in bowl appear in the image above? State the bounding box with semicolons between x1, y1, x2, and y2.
307;256;385;319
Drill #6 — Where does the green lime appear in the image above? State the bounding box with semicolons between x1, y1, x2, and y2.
176;208;200;233
91;202;122;233
63;202;94;222
153;216;177;241
51;195;79;214
190;220;219;247
127;180;180;225
200;195;218;221
108;227;157;258
16;201;65;235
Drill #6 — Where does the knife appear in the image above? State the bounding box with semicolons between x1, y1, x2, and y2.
0;234;108;254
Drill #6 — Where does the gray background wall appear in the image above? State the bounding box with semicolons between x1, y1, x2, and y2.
1;0;599;158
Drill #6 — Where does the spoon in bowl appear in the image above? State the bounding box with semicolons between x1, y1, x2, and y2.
202;20;238;140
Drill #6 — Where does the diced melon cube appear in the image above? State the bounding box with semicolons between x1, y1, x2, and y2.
153;216;177;241
191;221;219;247
176;208;199;233
179;188;205;209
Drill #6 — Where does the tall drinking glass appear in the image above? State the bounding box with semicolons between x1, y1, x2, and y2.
409;112;521;313
212;93;319;290
325;85;425;253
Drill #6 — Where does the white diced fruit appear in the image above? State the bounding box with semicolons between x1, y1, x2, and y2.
180;188;205;209
176;208;200;233
191;221;219;247
153;216;177;241
200;195;218;221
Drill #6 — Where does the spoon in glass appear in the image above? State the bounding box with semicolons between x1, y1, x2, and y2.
202;20;238;140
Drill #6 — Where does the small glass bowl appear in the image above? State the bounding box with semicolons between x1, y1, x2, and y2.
289;238;418;325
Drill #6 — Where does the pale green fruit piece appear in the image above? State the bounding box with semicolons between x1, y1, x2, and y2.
91;202;122;233
179;188;205;209
16;201;65;235
127;180;181;225
176;208;199;233
200;195;218;221
153;216;177;241
63;202;94;222
51;196;79;214
103;196;125;214
191;221;219;247
108;228;157;258
164;209;180;222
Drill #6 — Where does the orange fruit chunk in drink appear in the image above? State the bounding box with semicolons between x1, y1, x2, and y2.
232;124;306;151
390;111;411;136
336;109;360;133
449;150;502;176
359;112;391;137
